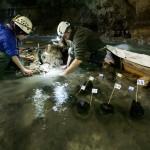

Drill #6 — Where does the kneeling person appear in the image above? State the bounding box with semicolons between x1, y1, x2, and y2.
57;21;105;75
0;15;33;76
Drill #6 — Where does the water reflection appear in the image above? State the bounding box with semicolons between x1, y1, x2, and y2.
52;82;69;112
115;41;150;55
116;44;130;50
32;88;50;118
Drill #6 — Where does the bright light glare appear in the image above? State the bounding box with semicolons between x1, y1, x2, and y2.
52;82;68;112
32;89;50;118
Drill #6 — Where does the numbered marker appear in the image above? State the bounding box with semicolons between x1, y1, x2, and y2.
99;74;104;79
114;83;121;89
116;73;123;78
89;76;94;81
81;85;86;90
128;86;134;92
92;88;98;94
137;79;145;85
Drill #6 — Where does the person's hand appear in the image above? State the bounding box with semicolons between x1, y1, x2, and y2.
22;68;33;76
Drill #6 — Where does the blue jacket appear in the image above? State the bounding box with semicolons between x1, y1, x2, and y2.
0;23;19;57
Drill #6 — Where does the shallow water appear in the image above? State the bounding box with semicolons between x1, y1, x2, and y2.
0;36;150;150
115;42;150;56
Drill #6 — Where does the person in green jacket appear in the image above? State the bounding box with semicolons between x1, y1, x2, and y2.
57;21;105;75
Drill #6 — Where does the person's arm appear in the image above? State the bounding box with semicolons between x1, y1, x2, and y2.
12;56;33;75
63;58;82;75
66;55;73;67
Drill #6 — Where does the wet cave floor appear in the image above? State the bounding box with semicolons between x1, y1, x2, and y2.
0;66;150;150
0;37;150;150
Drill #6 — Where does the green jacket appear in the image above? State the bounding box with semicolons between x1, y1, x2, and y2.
69;26;105;64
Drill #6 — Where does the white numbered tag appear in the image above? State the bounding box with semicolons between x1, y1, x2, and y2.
114;83;122;89
128;86;134;91
116;73;122;78
99;74;104;79
92;88;98;94
89;76;94;81
81;85;86;90
137;79;145;85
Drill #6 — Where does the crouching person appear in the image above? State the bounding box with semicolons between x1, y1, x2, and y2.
0;15;33;76
57;21;106;76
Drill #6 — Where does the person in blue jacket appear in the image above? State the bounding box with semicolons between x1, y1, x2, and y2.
0;15;33;76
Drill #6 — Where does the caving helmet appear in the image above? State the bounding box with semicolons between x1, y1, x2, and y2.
12;15;32;34
57;21;70;37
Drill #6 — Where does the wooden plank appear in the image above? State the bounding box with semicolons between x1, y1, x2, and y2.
123;59;150;77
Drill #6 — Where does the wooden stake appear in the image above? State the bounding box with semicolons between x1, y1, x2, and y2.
108;87;115;104
90;93;93;106
136;84;138;102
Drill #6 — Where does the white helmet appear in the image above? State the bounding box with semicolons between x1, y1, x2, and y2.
57;21;70;37
12;15;32;34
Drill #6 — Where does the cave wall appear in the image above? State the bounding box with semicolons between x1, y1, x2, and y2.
0;0;149;42
128;0;150;41
82;0;150;41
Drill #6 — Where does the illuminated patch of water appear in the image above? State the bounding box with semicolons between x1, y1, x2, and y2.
52;82;69;112
32;88;50;118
